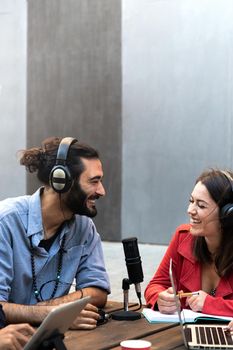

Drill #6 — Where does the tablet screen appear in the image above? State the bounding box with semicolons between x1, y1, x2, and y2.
24;296;90;350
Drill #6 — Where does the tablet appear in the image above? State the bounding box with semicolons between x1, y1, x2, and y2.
24;296;91;350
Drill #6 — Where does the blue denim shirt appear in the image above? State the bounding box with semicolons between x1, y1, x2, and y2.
0;188;110;304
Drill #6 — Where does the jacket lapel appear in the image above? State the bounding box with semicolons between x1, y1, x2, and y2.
177;233;233;297
217;276;233;297
177;233;201;291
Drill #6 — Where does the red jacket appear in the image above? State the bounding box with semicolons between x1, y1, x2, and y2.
144;224;233;316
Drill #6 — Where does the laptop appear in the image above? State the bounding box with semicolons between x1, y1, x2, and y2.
24;296;91;350
169;258;233;349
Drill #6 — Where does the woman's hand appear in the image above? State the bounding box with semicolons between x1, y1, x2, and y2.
227;320;233;331
186;290;208;312
70;303;100;330
157;287;177;314
0;323;35;350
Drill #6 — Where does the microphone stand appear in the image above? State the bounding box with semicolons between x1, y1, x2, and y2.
111;278;142;321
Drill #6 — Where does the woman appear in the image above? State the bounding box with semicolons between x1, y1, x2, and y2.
145;168;233;316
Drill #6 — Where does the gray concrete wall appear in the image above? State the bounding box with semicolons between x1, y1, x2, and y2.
0;0;27;199
1;1;233;245
122;0;233;244
27;0;121;240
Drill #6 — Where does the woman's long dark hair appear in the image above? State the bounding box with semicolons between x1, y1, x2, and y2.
193;168;233;277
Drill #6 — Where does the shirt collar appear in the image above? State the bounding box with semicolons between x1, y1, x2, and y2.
27;188;75;244
27;187;44;240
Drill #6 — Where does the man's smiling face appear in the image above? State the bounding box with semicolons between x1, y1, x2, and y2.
64;158;105;217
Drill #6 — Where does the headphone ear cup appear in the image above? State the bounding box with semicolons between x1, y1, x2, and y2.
220;203;233;218
49;165;73;193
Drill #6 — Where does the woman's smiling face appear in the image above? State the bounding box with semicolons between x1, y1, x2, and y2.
187;181;221;238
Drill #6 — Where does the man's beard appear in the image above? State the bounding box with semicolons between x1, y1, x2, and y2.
65;182;98;217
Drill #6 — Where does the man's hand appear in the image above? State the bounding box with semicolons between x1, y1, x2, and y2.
70;303;100;330
157;287;178;314
0;323;35;350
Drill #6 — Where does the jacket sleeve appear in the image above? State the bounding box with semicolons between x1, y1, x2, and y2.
144;225;186;309
203;295;233;316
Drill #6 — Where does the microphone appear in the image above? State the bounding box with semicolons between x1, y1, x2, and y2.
111;237;143;321
122;237;144;299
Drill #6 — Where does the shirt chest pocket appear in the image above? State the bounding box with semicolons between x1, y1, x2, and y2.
60;245;85;282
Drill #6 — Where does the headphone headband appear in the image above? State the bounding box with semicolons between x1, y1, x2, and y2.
220;170;233;218
221;170;233;186
49;137;78;193
56;137;78;165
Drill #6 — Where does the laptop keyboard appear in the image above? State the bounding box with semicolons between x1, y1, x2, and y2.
195;326;233;346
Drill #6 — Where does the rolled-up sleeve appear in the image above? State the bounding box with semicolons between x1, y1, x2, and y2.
75;220;110;293
0;221;14;301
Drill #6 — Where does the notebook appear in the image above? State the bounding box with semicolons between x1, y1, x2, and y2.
142;307;232;324
24;296;91;350
169;258;233;349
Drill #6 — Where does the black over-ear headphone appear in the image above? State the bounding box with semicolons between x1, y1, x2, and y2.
220;170;233;218
49;137;78;193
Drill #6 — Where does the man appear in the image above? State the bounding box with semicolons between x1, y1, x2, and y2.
0;136;110;329
0;324;34;350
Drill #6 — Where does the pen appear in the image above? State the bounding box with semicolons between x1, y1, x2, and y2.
177;291;199;298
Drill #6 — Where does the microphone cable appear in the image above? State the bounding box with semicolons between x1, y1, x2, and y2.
132;293;142;311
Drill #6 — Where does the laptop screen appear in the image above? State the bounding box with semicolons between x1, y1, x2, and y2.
169;259;233;349
169;258;189;348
